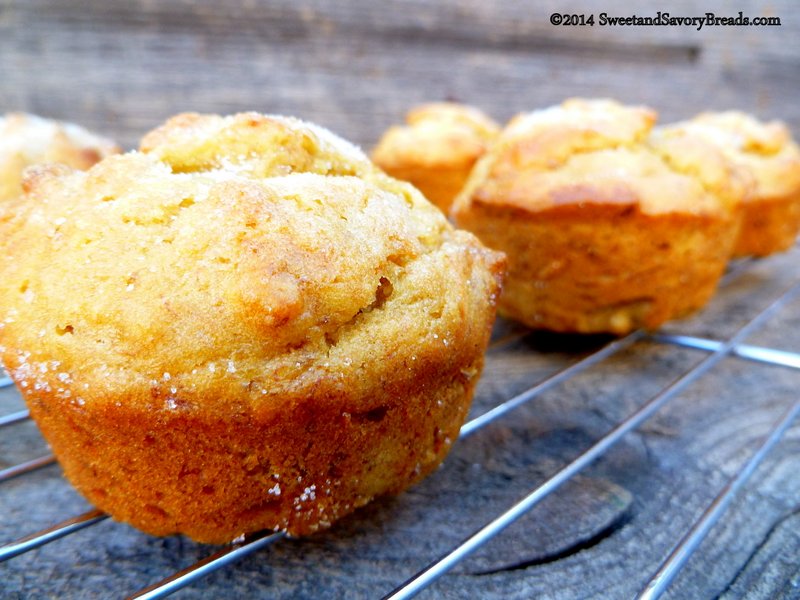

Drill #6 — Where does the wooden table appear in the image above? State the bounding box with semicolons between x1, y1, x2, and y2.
2;1;799;598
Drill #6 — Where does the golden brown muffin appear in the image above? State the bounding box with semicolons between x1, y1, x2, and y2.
0;112;504;543
452;98;748;334
371;103;500;212
658;112;800;257
0;112;118;201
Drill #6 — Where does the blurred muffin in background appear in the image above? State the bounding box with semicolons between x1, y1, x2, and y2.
657;111;800;257
372;102;499;212
452;98;749;334
0;113;119;201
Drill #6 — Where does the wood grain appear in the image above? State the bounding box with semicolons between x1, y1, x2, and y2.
1;1;799;598
1;0;798;149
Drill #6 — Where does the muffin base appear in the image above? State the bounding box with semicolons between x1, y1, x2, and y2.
733;192;800;257
25;349;481;544
455;201;740;334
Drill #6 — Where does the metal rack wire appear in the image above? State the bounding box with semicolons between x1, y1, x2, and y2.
1;254;799;599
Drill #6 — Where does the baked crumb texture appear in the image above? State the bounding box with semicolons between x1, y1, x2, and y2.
657;111;800;257
452;98;748;334
371;103;500;212
0;112;119;201
0;112;505;543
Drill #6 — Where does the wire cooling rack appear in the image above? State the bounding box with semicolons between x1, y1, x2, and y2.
2;249;800;599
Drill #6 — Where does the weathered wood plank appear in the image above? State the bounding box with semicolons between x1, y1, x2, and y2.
0;0;797;149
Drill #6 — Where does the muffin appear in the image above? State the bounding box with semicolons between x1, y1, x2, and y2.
0;112;505;543
452;98;748;334
658;112;800;257
372;103;500;212
0;112;118;201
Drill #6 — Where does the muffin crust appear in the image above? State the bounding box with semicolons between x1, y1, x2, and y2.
0;112;504;542
452;99;746;334
372;103;499;212
0;112;118;201
659;111;800;257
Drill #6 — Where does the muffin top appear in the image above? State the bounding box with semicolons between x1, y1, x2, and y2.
372;102;499;171
453;98;748;217
656;111;800;200
0;112;503;416
0;113;119;201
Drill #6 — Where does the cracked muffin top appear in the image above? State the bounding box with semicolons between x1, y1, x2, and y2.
372;102;499;171
655;111;800;201
371;103;500;211
453;98;749;217
0;112;504;416
0;112;119;201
